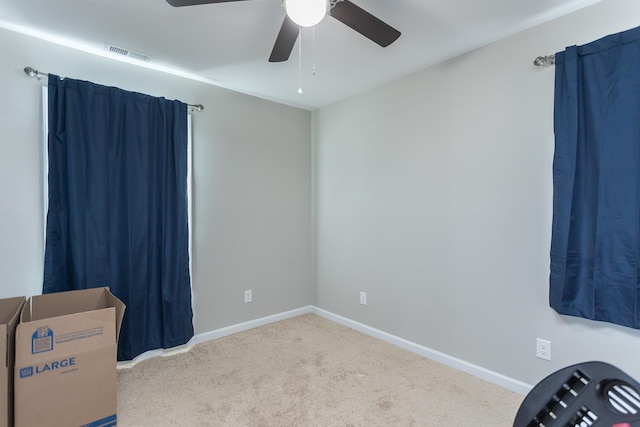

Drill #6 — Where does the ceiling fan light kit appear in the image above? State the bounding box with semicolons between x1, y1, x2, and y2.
284;0;328;27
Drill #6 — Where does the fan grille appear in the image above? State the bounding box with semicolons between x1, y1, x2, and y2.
605;381;640;416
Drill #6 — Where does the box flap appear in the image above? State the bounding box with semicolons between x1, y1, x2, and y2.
1;295;25;427
104;291;125;339
1;296;26;367
22;288;125;329
0;297;26;326
22;288;112;323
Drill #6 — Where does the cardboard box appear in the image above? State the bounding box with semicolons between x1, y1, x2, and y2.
14;288;125;427
1;296;26;427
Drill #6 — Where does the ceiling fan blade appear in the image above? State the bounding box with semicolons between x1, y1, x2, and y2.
165;0;249;7
330;0;400;47
269;16;299;63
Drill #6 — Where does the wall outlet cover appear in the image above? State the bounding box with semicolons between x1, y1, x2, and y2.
536;338;551;361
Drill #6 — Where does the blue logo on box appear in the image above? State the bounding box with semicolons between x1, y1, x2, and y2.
81;414;117;427
19;367;34;378
31;326;54;354
18;358;77;379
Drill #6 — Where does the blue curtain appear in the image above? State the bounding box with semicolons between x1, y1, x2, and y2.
43;74;194;360
550;26;640;329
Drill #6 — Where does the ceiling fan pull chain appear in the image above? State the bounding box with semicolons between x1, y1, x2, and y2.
297;25;303;94
312;24;316;76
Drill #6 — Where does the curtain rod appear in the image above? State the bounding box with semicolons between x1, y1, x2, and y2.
533;54;555;67
24;66;204;112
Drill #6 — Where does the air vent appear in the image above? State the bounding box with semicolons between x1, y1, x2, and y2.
605;381;640;416
567;405;598;426
526;370;591;427
104;44;150;62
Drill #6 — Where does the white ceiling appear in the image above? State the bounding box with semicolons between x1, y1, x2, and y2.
0;0;601;110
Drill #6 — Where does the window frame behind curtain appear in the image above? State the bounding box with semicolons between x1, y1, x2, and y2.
40;86;194;298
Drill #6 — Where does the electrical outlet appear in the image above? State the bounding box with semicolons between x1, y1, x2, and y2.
536;338;551;361
244;289;252;303
359;292;367;306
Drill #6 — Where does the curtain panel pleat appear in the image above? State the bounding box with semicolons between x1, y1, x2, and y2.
550;25;640;329
43;75;194;360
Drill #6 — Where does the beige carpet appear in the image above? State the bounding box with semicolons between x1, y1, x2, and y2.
117;314;524;426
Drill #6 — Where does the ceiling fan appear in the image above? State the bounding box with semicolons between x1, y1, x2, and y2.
165;0;401;63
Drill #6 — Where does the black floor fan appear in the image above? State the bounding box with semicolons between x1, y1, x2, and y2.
514;361;640;427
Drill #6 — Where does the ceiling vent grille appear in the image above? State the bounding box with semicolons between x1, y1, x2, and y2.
105;44;150;62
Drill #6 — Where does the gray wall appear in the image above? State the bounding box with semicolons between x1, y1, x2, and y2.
0;28;313;334
313;0;640;386
3;0;640;389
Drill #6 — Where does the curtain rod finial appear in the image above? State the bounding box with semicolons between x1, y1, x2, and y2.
534;54;556;67
24;66;45;80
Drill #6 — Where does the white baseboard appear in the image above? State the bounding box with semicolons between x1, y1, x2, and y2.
312;307;533;395
117;305;314;369
190;305;315;345
118;305;533;395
